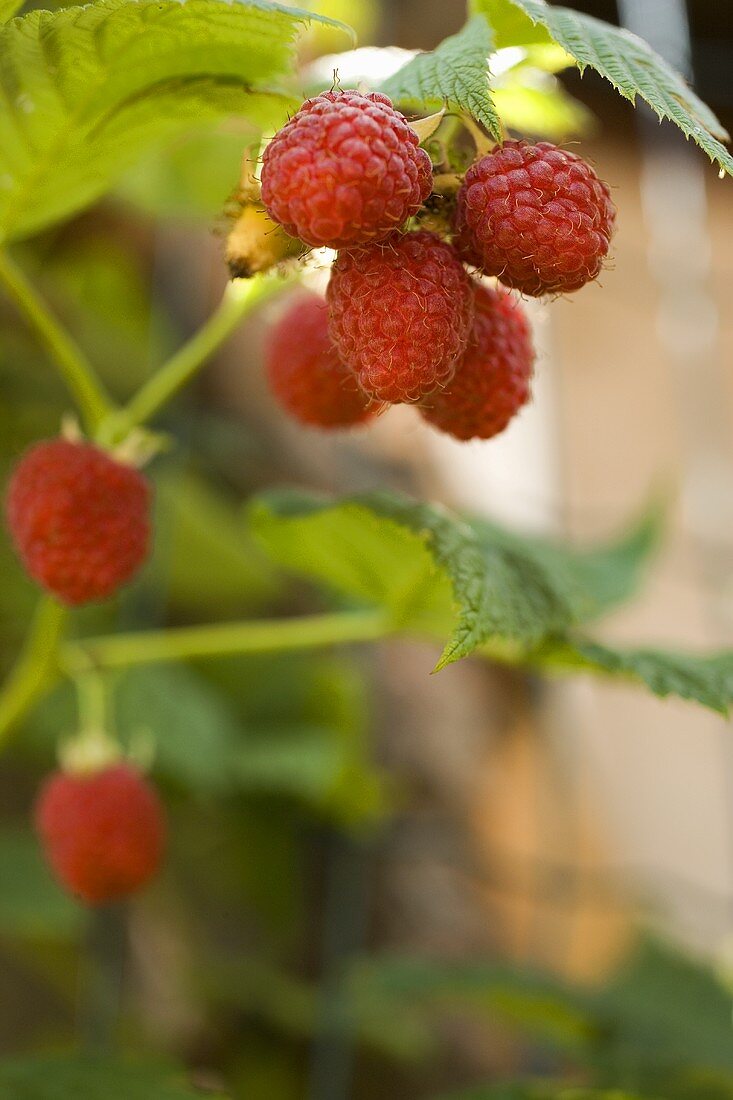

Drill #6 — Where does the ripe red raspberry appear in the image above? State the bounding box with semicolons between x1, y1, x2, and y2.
6;439;151;606
455;141;616;296
260;90;433;249
266;292;376;429
35;763;165;905
420;284;534;441
326;231;474;403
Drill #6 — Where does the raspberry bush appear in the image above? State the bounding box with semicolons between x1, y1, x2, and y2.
0;0;730;1095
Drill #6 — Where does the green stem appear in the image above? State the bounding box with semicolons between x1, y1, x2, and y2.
0;250;114;433
75;670;108;732
0;597;67;744
62;609;391;671
100;274;292;444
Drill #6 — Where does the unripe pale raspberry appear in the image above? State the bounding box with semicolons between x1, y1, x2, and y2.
266;292;376;429
455;141;616;296
326;231;474;403
35;763;165;905
420;284;534;441
6;439;151;606
261;90;433;249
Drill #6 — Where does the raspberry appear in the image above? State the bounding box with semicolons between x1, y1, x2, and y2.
260;90;433;249
266;292;376;429
420;284;534;441
35;763;165;905
6;439;151;606
326;231;474;403
455;141;616;296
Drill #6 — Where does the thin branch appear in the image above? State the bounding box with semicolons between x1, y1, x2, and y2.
61;609;392;671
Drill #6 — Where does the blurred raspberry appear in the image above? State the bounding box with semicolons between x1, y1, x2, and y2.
266;292;376;429
6;438;151;605
36;763;165;905
420;284;534;441
326;231;474;403
261;90;433;249
455;141;616;296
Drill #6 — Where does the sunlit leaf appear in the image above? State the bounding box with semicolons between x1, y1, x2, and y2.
381;16;501;138
250;488;661;669
476;0;733;176
0;0;348;240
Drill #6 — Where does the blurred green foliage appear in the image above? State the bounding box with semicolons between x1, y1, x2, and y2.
0;1056;228;1099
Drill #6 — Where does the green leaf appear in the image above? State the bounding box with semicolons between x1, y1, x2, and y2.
353;955;596;1054
115;658;384;822
381;16;502;140
364;939;733;1099
206;954;429;1062
114;663;246;794
250;489;733;713
476;0;733;177
472;0;552;48
156;471;279;617
472;500;661;625
232;724;342;797
540;638;733;716
597;937;733;1081
0;830;83;939
0;0;22;25
118;127;255;221
0;1055;227;1099
249;489;660;671
0;0;348;241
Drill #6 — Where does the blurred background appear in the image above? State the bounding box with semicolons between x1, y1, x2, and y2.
1;0;733;1097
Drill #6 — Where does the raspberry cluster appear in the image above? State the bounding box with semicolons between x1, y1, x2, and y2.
260;91;615;440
